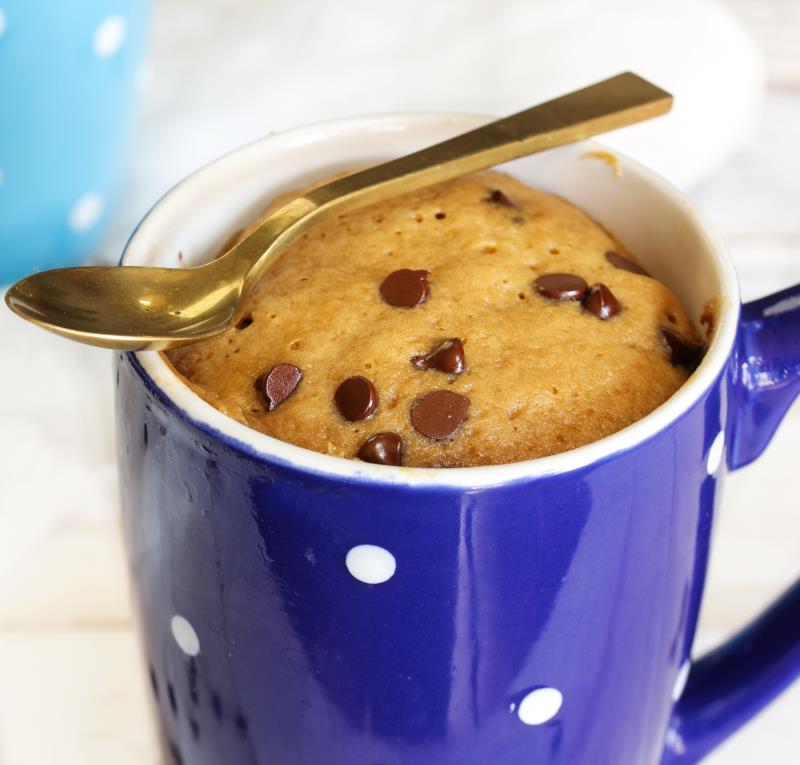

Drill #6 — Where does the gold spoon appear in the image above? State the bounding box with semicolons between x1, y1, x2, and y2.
5;72;671;351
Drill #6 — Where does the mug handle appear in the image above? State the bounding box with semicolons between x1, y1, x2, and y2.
662;282;800;763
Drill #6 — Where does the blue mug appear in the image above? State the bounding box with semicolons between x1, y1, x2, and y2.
0;1;151;284
116;114;800;765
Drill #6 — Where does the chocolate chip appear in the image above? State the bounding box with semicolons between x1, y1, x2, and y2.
411;390;470;440
379;269;430;307
661;328;706;371
412;338;465;375
534;273;588;301
335;376;378;421
358;432;404;465
605;250;651;276
255;363;302;410
486;189;516;208
583;283;621;319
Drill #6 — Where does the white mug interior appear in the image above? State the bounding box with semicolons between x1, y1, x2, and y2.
123;113;739;487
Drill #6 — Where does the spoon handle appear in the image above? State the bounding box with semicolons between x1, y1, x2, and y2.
238;71;670;285
3;72;672;351
309;71;670;211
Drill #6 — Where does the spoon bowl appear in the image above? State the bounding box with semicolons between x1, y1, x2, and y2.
5;73;672;350
6;262;245;350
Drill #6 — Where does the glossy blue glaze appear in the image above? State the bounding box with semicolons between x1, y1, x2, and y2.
662;580;800;764
116;285;800;765
727;282;800;469
661;282;800;764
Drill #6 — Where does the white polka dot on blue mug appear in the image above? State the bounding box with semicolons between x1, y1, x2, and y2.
0;2;151;284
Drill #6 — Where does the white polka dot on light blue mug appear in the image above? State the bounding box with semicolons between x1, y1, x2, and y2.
68;192;106;233
93;14;127;58
0;2;151;284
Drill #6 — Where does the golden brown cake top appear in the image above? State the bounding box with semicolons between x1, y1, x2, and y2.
167;170;703;467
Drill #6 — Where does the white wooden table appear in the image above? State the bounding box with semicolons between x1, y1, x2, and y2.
0;1;798;763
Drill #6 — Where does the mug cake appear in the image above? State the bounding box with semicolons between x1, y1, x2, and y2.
167;170;705;467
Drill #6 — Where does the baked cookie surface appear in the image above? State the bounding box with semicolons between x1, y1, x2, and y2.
167;170;702;467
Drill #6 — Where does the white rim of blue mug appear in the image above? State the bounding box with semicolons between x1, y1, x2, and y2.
125;112;740;488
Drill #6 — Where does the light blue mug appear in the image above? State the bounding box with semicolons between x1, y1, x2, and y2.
0;1;151;284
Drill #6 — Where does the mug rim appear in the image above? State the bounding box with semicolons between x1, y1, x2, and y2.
126;111;740;488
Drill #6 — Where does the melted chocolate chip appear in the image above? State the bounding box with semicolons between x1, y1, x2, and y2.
583;283;621;319
605;250;651;276
534;273;589;301
486;189;516;208
334;376;378;421
255;363;302;410
358;432;404;465
411;390;470;440
661;328;706;371
412;338;465;375
379;269;430;307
